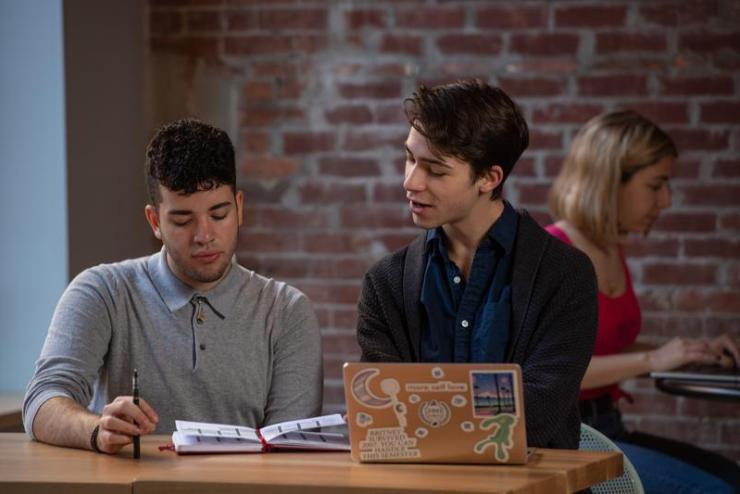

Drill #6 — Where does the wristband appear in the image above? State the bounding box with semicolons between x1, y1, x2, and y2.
90;424;103;454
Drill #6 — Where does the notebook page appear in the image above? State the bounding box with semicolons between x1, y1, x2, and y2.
260;414;346;442
266;430;350;450
175;420;260;442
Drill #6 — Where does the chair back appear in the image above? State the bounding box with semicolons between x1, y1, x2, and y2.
579;423;645;494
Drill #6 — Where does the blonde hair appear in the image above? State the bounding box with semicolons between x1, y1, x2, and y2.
548;110;677;249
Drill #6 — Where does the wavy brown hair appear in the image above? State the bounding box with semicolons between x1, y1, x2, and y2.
404;79;529;200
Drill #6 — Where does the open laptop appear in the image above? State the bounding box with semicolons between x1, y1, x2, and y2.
343;362;528;464
650;364;740;384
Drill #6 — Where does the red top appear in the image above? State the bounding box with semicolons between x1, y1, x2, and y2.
545;224;641;402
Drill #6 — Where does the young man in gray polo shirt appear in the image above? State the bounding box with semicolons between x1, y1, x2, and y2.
24;119;322;454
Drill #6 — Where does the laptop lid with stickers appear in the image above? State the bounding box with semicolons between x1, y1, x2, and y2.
343;362;527;464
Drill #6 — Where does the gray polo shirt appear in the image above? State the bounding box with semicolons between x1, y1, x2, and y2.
23;248;322;436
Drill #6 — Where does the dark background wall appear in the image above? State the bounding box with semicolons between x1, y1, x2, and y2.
147;0;740;460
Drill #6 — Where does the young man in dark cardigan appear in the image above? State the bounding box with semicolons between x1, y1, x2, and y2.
356;80;598;449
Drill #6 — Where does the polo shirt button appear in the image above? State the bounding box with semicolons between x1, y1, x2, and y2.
461;320;469;328
453;276;461;284
200;343;206;350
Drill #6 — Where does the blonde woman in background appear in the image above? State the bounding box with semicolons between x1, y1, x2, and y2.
547;110;739;494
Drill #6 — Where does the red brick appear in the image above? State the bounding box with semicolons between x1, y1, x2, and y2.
555;5;627;27
596;32;667;53
324;104;373;124
345;9;386;29
620;392;677;416
396;7;465;29
509;157;537;178
340;205;411;229
532;104;603;124
150;11;183;36
337;81;401;99
258;9;327;30
150;36;221;59
680;32;740;53
671;159;701;179
373;183;405;203
323;332;361;355
283;132;335;154
684;239;740;259
240;106;304;127
300;182;366;204
659;76;734;96
682;185;740;206
374;103;406;124
510;34;580;56
371;63;408;77
303;233;372;254
298;283;361;305
498;77;564;97
476;5;546;29
637;417;720;444
652;212;717;233
721;422;740;445
669;129;730;152
253;207;329;229
240;232;301;253
528;130;562;150
705;317;740;336
277;79;303;99
517;183;550;205
333;309;360;330
621;102;689;125
318;157;380;177
242;80;273;101
240;182;286;204
225;10;255;30
623;239;680;258
437;34;503;55
185;10;222;31
636;289;672;311
224;35;292;55
242;131;269;153
720;213;740;231
543;155;566;177
380;34;423;56
380;233;419;252
713;160;740;178
241;156;299;180
578;75;647;97
639;2;719;27
343;131;404;152
673;289;740;313
643;262;717;285
290;35;328;54
250;61;301;78
700;102;740;124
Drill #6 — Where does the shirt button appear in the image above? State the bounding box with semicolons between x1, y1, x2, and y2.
200;343;206;350
461;320;469;328
453;276;461;284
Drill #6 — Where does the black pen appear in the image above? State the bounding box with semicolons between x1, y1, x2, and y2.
133;368;140;459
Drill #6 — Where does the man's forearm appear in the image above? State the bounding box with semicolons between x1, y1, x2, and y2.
32;396;98;450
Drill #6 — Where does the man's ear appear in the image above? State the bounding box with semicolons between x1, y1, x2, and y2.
144;204;163;240
478;165;504;195
235;190;244;227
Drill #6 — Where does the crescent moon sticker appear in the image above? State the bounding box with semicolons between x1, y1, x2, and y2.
351;368;393;408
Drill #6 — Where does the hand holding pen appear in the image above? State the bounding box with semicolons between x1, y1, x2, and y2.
91;370;159;455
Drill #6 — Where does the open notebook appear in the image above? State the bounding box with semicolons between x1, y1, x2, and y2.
171;414;350;454
343;362;528;464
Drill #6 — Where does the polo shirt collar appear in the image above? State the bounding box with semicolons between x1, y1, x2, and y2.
148;246;240;314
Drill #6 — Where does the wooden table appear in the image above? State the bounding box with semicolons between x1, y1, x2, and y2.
0;392;24;432
0;434;622;494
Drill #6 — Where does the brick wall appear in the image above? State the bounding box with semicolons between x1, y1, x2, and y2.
148;0;740;460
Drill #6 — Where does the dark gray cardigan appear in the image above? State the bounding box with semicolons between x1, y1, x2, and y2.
357;211;598;449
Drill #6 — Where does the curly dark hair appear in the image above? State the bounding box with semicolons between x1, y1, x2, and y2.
145;118;236;204
404;79;529;200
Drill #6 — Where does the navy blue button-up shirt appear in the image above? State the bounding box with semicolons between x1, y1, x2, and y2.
419;201;518;363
